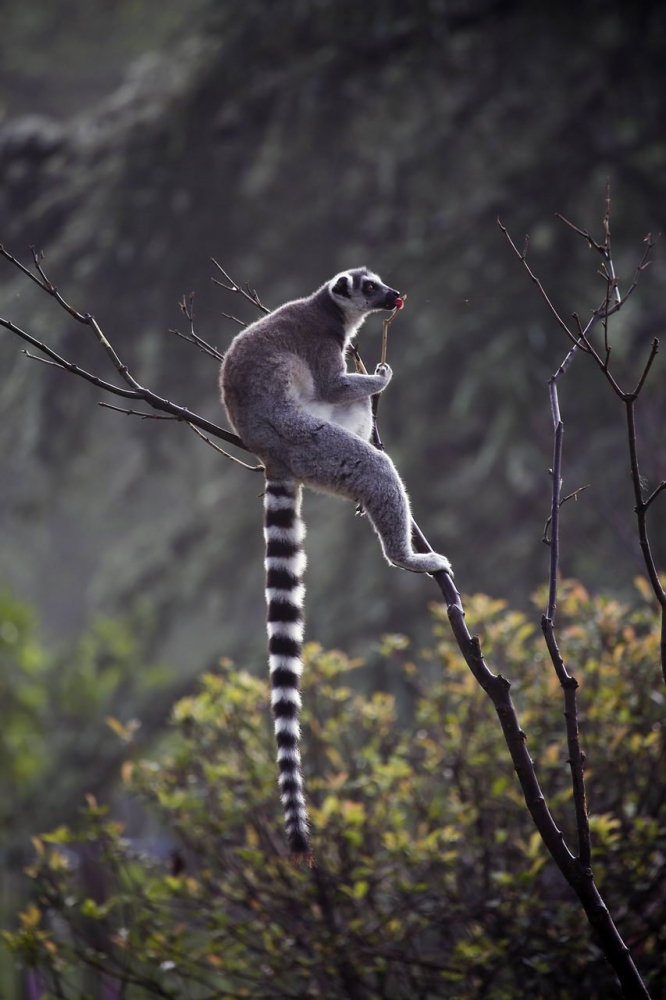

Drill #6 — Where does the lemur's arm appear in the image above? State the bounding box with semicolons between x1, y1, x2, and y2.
315;364;392;404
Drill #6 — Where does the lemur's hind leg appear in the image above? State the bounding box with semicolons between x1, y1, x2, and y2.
356;448;453;575
293;424;453;576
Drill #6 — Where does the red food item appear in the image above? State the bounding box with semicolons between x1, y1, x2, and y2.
394;297;404;310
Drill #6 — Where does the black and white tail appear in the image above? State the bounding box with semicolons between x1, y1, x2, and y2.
264;478;310;859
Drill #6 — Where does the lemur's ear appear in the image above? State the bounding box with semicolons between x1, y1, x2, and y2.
331;274;352;298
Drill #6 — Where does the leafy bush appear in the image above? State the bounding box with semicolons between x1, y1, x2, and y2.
0;591;170;856
4;582;665;999
0;589;181;997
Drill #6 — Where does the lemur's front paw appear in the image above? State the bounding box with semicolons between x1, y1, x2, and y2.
375;362;392;381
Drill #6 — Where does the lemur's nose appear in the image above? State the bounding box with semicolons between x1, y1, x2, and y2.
384;288;403;309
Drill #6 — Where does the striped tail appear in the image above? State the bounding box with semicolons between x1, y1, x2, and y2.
264;478;310;859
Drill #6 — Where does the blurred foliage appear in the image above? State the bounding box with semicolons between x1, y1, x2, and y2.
0;0;665;676
4;582;665;999
0;588;188;997
0;590;173;855
0;0;203;118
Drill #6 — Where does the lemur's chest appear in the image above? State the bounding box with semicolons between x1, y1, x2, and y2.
291;359;372;441
315;398;372;439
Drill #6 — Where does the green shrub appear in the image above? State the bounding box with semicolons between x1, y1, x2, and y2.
4;582;665;999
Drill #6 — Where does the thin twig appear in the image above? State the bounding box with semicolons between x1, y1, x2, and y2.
625;397;666;682
168;325;225;359
0;249;250;453
380;296;405;365
512;194;664;896
1;316;141;399
546;384;563;622
220;311;247;328
498;219;585;351
502;199;665;974
98;403;176;420
167;293;225;361
542;485;590;545
370;299;407;448
508;196;664;696
0;244;73;300
541;613;591;868
554;214;606;254
211;258;270;314
500;217;655;400
347;344;368;374
631;338;659;399
186;422;264;471
644;480;666;513
21;349;70;370
543;365;591;868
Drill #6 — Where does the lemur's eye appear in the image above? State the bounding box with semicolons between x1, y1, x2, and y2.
364;282;376;294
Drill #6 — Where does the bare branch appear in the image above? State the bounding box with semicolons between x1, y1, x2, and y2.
220;311;247;328
509;196;664;694
554;213;606;254
211;258;270;314
503;215;655;401
599;236;655;330
98;403;176;421
347;344;368;375
28;245;90;322
0;248;250;454
380;295;406;366
541;614;591;868
625;398;666;624
21;349;71;371
550;341;581;384
0;316;141;399
631;337;660;399
542;366;592;868
545;391;563;622
500;199;666;987
168;325;225;359
15;245;141;390
185;422;263;472
497;219;586;351
1;243;73;300
644;480;666;513
542;485;590;545
347;301;409;454
168;294;225;361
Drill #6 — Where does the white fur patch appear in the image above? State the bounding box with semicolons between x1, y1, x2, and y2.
271;686;302;707
267;620;304;643
268;655;303;676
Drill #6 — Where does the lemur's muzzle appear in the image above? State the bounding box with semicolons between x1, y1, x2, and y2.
383;288;404;310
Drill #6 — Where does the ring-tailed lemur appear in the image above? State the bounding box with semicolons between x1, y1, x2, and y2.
220;267;452;858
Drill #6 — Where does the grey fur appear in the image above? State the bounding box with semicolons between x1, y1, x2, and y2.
220;267;452;575
220;267;452;854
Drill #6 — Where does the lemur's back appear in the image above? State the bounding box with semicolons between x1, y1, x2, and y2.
221;290;352;471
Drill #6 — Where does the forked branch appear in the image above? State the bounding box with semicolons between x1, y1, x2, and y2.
498;196;662;997
0;245;255;466
501;199;665;685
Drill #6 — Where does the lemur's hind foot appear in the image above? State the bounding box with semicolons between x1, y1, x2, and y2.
391;552;453;575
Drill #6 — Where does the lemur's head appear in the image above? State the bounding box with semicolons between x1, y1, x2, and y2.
328;268;403;333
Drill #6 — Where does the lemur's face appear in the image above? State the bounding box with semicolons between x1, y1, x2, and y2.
330;269;403;314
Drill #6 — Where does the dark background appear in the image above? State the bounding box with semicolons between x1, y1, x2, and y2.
0;0;664;698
